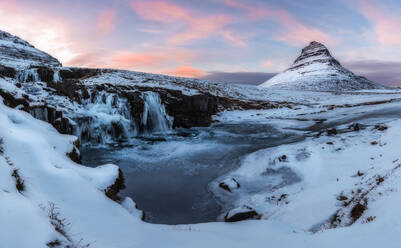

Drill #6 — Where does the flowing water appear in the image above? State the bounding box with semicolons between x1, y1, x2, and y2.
82;123;303;224
80;92;401;225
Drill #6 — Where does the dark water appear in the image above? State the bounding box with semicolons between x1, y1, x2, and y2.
82;123;303;224
81;103;401;225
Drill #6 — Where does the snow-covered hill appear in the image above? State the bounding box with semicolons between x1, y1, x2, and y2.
0;30;61;69
261;41;386;91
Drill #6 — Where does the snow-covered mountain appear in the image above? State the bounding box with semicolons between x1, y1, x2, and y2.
261;41;386;91
0;30;61;69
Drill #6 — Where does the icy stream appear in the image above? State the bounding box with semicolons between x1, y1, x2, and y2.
82;123;303;224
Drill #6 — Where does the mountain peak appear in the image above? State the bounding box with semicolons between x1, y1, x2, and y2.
291;41;340;70
260;42;386;91
0;29;62;69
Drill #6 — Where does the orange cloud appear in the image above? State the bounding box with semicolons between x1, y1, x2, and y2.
96;10;116;35
111;52;164;68
131;0;245;47
164;66;207;78
359;1;401;46
220;0;332;46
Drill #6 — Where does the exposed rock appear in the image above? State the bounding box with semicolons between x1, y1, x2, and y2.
0;65;16;78
35;66;56;82
224;206;260;222
0;88;29;110
59;67;105;80
374;124;388;131
327;128;337;136
53;117;73;135
219;178;240;193
46;79;83;103
165;93;219;128
278;155;287;162
66;146;82;164
350;203;366;222
105;168;126;202
349;123;361;131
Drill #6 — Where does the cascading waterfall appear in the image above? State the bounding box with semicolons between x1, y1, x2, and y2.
75;91;137;144
16;68;40;82
53;69;61;82
141;92;173;134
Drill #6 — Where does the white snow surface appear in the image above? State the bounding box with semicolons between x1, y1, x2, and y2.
0;30;61;69
2;86;401;247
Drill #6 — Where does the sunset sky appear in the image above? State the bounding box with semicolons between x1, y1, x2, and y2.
1;0;401;85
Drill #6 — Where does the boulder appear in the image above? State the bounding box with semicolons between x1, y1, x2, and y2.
224;206;260;222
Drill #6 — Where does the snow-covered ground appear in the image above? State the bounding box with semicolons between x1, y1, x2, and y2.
3;88;401;247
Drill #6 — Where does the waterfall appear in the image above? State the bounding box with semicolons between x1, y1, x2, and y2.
75;92;137;144
141;92;173;134
53;69;61;82
16;68;40;82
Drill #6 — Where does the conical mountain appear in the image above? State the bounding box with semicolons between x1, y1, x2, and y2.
260;41;386;91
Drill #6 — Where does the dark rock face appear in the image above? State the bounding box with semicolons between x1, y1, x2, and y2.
0;89;73;135
0;89;29;110
53;117;73;135
327;128;337;136
0;65;16;78
35;67;56;82
121;91;145;124
224;206;259;222
66;146;82;164
46;79;84;103
105;168;126;202
59;68;104;80
165;93;219;128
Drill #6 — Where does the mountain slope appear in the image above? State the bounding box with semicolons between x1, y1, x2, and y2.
0;30;61;69
260;41;386;91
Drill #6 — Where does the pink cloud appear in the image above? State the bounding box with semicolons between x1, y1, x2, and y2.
359;1;401;46
111;52;164;68
219;0;269;19
102;49;198;72
261;59;273;68
96;10;116;35
274;9;332;45
164;66;207;78
130;0;245;47
220;0;332;46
